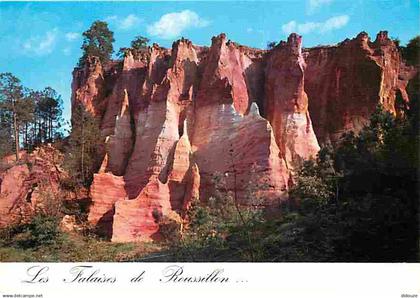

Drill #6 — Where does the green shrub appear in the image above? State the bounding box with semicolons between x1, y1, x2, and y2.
173;170;269;261
26;214;61;247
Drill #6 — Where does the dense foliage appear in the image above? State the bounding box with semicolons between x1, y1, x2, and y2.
172;102;419;262
172;172;267;261
0;73;63;159
79;21;115;66
63;104;102;188
401;36;420;66
118;35;150;59
267;41;277;50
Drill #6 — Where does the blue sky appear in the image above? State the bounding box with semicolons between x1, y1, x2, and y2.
0;0;419;123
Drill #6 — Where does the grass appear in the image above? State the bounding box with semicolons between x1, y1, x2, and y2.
0;232;164;262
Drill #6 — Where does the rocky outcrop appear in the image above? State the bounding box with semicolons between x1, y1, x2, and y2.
0;164;30;226
87;40;203;241
105;90;133;176
195;34;254;114
69;31;416;242
265;33;320;168
123;40;196;199
112;127;200;242
192;34;289;204
71;56;109;119
304;31;417;143
100;51;147;137
87;173;127;236
192;102;289;205
0;146;81;227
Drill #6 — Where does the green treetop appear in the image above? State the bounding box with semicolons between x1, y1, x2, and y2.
79;20;115;66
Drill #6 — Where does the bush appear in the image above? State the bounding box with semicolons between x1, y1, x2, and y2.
0;213;61;249
282;104;419;262
173;171;269;261
25;214;61;247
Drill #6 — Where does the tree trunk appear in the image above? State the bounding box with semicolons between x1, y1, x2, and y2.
34;117;37;145
13;110;19;161
81;111;85;184
50;116;53;141
24;122;28;149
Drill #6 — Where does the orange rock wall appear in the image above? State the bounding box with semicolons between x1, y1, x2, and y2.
69;31;416;242
0;146;75;227
304;31;416;143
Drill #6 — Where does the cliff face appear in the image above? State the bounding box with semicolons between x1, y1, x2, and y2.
304;31;416;143
0;146;86;228
71;31;416;242
265;33;320;169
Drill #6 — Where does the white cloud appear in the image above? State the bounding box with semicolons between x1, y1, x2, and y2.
118;14;141;30
282;15;349;35
105;15;118;22
308;0;334;14
282;21;297;35
105;14;141;30
22;28;58;56
65;32;80;41
147;10;209;40
320;15;350;32
62;47;71;56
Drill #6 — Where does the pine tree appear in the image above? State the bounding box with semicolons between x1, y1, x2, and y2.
79;21;115;66
117;35;149;59
64;105;102;187
402;36;420;66
37;87;63;143
0;73;32;160
19;88;35;150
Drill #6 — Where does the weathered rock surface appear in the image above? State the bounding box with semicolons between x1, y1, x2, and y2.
71;56;108;119
105;89;133;176
0;164;30;226
304;31;417;143
59;215;79;233
112;127;200;242
192;34;289;204
87;172;127;236
265;33;320;168
68;31;417;242
0;146;80;227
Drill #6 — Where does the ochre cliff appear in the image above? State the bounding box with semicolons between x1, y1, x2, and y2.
304;31;416;143
70;31;417;242
265;33;320;169
0;146;87;228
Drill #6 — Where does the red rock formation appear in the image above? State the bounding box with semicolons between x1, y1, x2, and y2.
193;102;290;204
0;29;413;242
71;56;107;118
123;40;196;199
192;34;289;205
111;178;173;242
68;31;415;242
265;33;320;168
0;164;30;226
304;31;416;143
87;173;127;236
88;40;202;241
0;146;76;227
112;127;200;242
105;89;133;176
100;51;147;137
195;34;263;115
